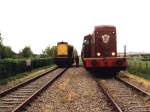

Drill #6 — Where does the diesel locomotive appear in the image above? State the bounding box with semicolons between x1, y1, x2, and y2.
81;25;127;73
54;41;78;67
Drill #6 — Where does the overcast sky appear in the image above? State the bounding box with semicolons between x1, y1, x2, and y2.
0;0;150;54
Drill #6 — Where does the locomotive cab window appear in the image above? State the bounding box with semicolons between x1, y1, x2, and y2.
83;39;89;45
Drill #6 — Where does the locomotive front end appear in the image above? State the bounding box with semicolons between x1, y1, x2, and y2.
54;42;74;67
57;43;68;56
82;25;127;73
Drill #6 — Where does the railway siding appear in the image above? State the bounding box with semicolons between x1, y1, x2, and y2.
0;66;56;93
1;66;150;111
0;68;66;112
98;78;150;112
26;67;116;112
118;71;150;95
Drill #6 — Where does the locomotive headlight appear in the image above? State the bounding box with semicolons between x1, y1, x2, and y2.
97;52;101;56
112;52;116;56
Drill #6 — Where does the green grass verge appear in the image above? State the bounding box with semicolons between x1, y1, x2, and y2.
127;67;150;79
128;59;150;69
0;65;54;85
127;59;150;79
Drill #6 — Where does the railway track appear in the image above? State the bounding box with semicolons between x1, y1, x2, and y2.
0;67;68;112
94;79;122;112
96;76;150;112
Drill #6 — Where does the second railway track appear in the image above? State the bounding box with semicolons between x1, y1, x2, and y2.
0;67;68;112
96;76;150;112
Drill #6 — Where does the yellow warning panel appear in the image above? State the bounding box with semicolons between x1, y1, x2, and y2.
57;44;68;55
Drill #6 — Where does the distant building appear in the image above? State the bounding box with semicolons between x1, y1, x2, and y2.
126;52;150;59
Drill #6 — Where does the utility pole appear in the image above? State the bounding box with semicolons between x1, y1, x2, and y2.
124;45;126;57
0;33;3;44
0;33;2;59
0;33;2;43
0;33;4;59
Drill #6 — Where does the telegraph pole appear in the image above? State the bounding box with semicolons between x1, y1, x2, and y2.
0;33;2;43
0;33;2;59
0;33;3;44
124;45;126;57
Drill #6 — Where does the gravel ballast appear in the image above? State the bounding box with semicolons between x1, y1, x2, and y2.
118;71;150;94
26;67;114;112
0;66;56;93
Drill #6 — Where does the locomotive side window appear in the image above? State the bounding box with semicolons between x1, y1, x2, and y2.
82;36;91;58
83;39;89;45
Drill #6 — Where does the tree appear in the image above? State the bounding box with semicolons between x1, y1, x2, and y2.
42;45;56;57
20;46;33;58
0;45;14;59
0;44;3;59
0;33;2;44
3;46;14;58
0;33;15;59
0;33;4;58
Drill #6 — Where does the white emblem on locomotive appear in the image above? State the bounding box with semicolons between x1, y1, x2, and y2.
102;34;110;43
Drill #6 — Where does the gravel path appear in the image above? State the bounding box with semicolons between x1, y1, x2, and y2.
26;67;115;112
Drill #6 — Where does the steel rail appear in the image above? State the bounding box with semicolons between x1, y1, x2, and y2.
0;66;57;97
12;68;68;112
0;66;69;112
96;80;123;112
115;76;150;96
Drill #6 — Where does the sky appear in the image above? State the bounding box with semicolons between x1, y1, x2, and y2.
0;0;150;54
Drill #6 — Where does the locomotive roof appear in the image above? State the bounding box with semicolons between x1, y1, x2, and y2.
57;41;74;48
84;34;92;39
58;41;68;44
94;25;116;31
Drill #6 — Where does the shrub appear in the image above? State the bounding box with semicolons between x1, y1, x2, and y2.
0;58;53;79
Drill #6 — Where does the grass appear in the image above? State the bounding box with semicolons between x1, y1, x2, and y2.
127;59;150;79
0;65;55;85
128;59;150;69
128;67;150;79
119;71;150;91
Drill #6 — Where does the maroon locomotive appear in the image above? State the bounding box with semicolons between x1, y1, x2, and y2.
81;25;127;73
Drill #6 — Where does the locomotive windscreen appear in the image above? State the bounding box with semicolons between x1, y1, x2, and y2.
57;44;68;56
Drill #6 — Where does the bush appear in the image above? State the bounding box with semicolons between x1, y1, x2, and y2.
0;58;53;79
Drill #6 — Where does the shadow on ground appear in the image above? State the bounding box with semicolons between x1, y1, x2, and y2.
87;70;117;79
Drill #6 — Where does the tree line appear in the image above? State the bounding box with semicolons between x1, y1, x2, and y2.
0;33;56;59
